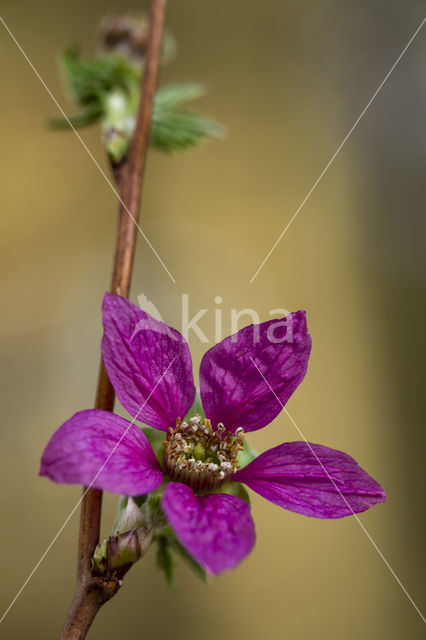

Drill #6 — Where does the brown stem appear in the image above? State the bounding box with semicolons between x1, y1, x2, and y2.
60;1;167;638
58;578;121;640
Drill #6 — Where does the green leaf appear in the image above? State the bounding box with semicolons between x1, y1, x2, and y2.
151;107;225;153
154;83;206;109
52;47;225;154
59;46;125;105
151;83;225;153
160;30;178;66
48;104;104;129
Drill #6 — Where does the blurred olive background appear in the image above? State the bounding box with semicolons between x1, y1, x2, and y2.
1;1;425;638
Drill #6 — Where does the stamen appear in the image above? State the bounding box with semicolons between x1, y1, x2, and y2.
163;415;245;492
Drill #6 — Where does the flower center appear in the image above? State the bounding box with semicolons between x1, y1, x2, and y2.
163;415;245;492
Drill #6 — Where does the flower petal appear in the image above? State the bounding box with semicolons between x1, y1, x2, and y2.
162;482;256;575
233;441;386;518
102;293;195;431
40;409;164;496
200;311;311;432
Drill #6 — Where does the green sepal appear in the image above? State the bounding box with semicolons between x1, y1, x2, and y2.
156;527;208;584
141;426;166;466
171;536;208;582
237;439;258;469
155;534;177;588
218;481;251;505
184;387;205;421
145;486;168;531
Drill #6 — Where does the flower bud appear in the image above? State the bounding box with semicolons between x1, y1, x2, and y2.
102;89;135;165
112;496;147;535
98;11;176;67
93;527;152;575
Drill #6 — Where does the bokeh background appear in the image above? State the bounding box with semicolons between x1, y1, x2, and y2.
1;1;425;638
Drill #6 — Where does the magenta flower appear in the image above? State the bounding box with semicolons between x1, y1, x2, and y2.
40;293;385;575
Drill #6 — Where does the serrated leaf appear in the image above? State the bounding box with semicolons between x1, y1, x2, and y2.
154;83;206;109
151;82;225;153
150;108;225;153
48;104;104;129
60;47;123;105
52;47;225;154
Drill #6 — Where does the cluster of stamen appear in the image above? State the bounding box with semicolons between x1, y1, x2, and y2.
163;415;245;492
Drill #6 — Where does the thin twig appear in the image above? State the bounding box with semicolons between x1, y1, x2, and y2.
59;1;167;638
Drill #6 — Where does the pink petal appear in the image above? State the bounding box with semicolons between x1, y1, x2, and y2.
200;311;311;432
40;409;164;496
162;482;256;575
102;293;195;431
233;441;386;518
